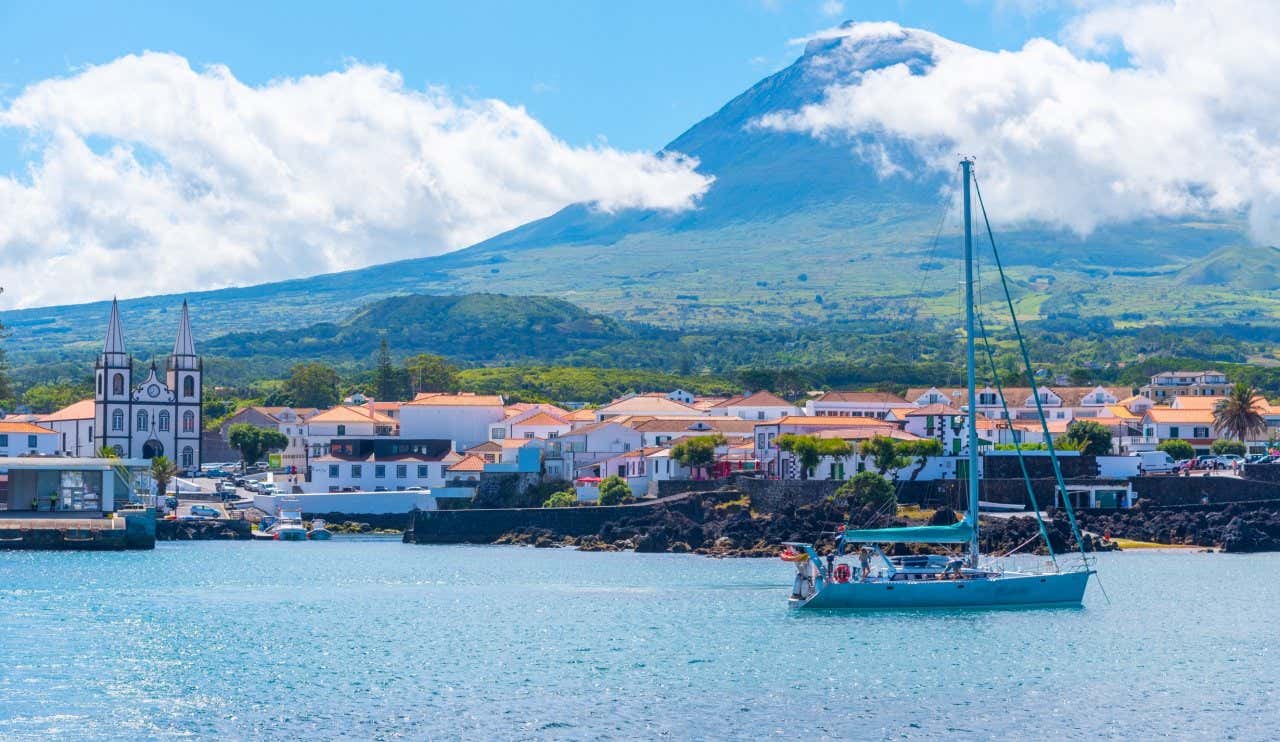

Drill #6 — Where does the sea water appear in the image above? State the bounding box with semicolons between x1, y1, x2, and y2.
0;540;1275;740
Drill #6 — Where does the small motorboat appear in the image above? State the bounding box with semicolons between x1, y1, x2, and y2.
307;519;333;540
262;498;307;541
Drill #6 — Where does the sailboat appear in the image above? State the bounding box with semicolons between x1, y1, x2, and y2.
783;159;1095;609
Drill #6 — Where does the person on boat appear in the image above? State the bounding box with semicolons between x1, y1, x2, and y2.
858;547;871;580
825;552;835;579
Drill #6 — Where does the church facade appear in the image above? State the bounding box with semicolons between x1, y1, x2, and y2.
93;299;203;471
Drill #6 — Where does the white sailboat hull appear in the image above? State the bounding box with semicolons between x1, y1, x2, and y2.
793;570;1091;610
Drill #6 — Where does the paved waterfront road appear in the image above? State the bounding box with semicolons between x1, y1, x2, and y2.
0;543;1276;740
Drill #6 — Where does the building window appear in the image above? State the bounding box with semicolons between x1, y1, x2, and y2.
97;375;103;395
112;373;124;395
396;464;407;478
328;465;339;478
375;465;386;478
1170;427;1180;439
182;410;195;433
492;428;506;439
137;411;149;431
351;464;362;478
417;465;429;478
183;375;195;398
337;425;346;436
158;411;170;431
0;434;7;446
28;435;37;448
181;446;194;468
112;410;124;431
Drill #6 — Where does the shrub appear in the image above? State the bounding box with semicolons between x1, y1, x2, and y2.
1156;439;1195;461
1061;419;1113;456
1210;439;1246;457
835;471;896;511
542;490;578;508
598;475;632;506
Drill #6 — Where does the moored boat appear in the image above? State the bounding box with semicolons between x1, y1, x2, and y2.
307;518;333;540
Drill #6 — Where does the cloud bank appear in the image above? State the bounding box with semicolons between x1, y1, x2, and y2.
0;54;712;308
759;1;1280;241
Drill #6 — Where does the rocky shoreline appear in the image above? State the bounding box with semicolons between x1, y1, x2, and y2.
488;493;1280;556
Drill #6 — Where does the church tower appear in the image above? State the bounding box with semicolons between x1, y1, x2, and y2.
166;300;202;470
94;298;133;457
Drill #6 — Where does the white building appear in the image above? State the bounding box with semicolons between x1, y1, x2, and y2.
306;437;455;492
35;399;96;457
594;394;704;421
1140;371;1232;401
708;391;801;420
93;299;203;471
220;406;321;473
399;393;506;450
806;391;911;419
0;422;61;456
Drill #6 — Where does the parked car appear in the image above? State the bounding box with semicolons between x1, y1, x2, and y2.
202;467;230;479
189;504;220;518
1217;454;1245;469
1245;453;1269;464
1189;455;1215;470
243;480;261;493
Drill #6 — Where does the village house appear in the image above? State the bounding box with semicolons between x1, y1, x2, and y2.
0;421;61;457
906;385;1129;423
305;405;398;468
33;399;96;457
706;390;801;420
552;418;646;481
892;403;970;456
627;416;757;447
1140;371;1232;401
220;406;321;473
490;404;572;441
805;391;910;419
1141;407;1218;454
594;394;704;421
399;393;505;450
307;437;455;492
753;415;900;479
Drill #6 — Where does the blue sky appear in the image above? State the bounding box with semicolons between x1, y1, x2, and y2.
0;0;1073;153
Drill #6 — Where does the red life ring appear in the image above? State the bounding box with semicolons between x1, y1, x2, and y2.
832;563;852;583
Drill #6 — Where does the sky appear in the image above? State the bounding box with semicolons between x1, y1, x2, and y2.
1;1;1274;310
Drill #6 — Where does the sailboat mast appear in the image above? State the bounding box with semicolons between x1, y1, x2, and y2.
962;158;980;567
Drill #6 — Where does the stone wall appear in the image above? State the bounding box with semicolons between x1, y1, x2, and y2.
1243;464;1280;483
737;477;843;511
156;518;252;540
650;479;730;499
1132;475;1280;506
983;454;1098;479
404;496;692;544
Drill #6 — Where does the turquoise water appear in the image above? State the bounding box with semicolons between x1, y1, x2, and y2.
0;540;1275;740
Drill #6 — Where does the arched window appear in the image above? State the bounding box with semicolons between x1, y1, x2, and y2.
182;410;195;433
112;373;124;396
97;374;103;395
181;446;194;468
111;409;124;431
183;375;195;398
136;410;149;431
158;411;170;432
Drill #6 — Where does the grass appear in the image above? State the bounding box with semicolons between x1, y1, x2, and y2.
1109;537;1199;550
897;504;939;523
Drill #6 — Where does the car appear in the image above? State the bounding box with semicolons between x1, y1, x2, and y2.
1217;454;1245;468
189;504;220;518
164;495;179;510
1245;453;1269;464
202;468;230;479
243;480;261;493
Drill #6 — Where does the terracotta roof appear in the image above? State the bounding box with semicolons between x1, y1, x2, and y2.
465;441;502;454
39;399;96;422
1104;405;1141;421
407;392;504;407
307;406;398;425
691;397;730;410
712;390;794;409
629;417;757;434
905;403;966;417
905;386;1129;408
597;396;702;416
1169;395;1275;413
1145;408;1215;424
0;421;57;435
368;401;401;412
814;391;909;405
501;438;539;449
563;408;597;422
514;412;569;428
447;454;487;472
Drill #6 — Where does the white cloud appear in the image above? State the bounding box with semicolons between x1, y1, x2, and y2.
0;53;712;309
820;0;845;18
757;2;1280;242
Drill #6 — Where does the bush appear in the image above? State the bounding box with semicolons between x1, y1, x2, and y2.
542;490;578;508
1210;439;1247;456
835;471;896;511
1061;419;1113;456
598;475;632;506
1156;439;1195;461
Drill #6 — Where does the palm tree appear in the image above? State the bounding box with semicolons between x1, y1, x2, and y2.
1213;382;1267;444
150;455;178;497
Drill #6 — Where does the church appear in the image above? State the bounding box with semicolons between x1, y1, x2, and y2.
93;299;203;471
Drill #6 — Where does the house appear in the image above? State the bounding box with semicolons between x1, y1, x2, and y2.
562;408;599;429
707;390;801;420
464;440;503;464
499;408;572;441
753;415;900;479
1141;408;1218;453
307;438;454;492
0;455;148;513
1168;394;1280;446
0;422;61;456
906;385;1129;423
36;399;97;457
594;394;704;421
627;416;757;447
805;391;910;419
1140;371;1232;401
399;393;506;450
897;404;970;456
305;406;399;468
553;419;646;479
446;454;487;484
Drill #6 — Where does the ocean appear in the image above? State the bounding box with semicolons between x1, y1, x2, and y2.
0;539;1275;740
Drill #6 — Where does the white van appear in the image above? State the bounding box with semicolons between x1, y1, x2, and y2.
1132;450;1176;474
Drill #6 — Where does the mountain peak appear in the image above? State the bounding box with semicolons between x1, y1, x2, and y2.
799;21;946;78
